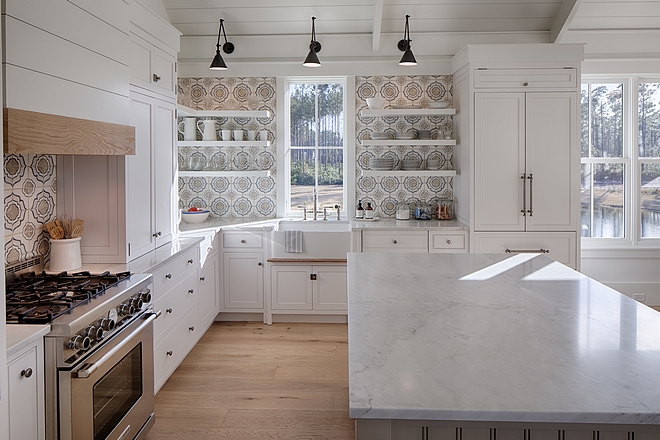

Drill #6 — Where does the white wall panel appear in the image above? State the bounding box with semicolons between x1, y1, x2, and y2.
4;0;129;65
5;17;129;97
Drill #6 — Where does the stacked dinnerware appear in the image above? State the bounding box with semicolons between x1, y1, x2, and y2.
369;157;395;170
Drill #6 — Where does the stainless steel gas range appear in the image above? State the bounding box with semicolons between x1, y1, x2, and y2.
6;270;158;440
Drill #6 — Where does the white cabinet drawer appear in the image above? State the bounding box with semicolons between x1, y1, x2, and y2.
474;68;577;90
154;304;199;393
222;231;264;249
153;270;199;344
429;232;467;253
362;230;428;253
152;248;198;294
472;232;577;269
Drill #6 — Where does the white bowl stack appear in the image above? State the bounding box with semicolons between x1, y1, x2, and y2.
401;159;421;170
366;97;386;109
369;157;395;170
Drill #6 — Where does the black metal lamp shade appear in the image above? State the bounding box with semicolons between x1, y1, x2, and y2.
398;15;417;66
303;17;321;67
209;19;234;70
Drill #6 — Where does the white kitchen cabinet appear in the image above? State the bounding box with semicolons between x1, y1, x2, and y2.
362;230;429;253
7;340;44;440
473;92;578;233
130;32;176;97
150;246;201;393
429;231;468;253
270;265;347;312
58;91;176;263
472;231;577;269
198;241;219;329
220;230;266;311
451;44;583;270
223;253;265;309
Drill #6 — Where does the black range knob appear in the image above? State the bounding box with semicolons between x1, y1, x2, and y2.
100;318;115;332
86;326;104;341
69;335;91;351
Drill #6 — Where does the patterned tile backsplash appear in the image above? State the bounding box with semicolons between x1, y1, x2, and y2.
2;75;455;266
177;77;277;218
4;154;56;265
355;75;454;217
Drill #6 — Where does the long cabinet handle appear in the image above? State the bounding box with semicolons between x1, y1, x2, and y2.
505;248;549;254
527;173;534;217
521;174;526;216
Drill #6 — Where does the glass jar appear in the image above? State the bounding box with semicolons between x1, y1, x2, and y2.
396;201;410;220
436;199;454;220
414;202;432;220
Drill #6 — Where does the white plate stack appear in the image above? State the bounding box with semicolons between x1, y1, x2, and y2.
369;157;395;170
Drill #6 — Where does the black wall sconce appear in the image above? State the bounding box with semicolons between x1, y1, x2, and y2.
303;16;321;67
210;19;235;70
398;15;417;66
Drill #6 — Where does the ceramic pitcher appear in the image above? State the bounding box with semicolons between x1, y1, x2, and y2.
197;119;217;141
178;117;197;141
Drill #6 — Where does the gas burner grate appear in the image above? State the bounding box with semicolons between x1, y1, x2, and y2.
5;270;132;324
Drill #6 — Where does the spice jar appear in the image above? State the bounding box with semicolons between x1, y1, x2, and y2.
436;199;454;220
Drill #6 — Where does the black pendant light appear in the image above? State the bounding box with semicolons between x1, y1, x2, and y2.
303;17;321;67
398;15;417;66
210;19;235;70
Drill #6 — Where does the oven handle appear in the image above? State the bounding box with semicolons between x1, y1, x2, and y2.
73;311;160;379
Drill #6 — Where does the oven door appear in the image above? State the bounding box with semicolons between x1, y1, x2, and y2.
61;312;157;440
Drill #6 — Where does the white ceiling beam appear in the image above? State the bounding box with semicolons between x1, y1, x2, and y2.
372;0;384;53
549;0;583;43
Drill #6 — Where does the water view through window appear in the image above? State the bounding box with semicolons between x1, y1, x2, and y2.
581;81;660;239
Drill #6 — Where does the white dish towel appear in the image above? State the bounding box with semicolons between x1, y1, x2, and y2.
284;230;303;253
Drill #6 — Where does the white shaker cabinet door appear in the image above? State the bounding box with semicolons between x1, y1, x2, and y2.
474;93;526;231
525;92;578;232
153;99;176;247
127;92;156;258
223;253;264;309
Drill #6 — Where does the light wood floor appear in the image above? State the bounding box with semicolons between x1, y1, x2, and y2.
145;321;355;440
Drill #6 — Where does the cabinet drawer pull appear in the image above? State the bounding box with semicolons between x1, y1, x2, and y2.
446;239;452;244
21;368;33;378
166;308;173;313
393;240;398;244
505;248;549;254
200;277;206;281
258;262;262;266
241;239;246;243
527;173;534;216
189;326;195;332
521;174;527;216
523;81;529;86
188;259;194;264
166;351;173;356
165;274;172;279
188;289;195;294
153;73;161;82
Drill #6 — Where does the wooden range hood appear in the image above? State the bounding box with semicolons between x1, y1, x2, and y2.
3;108;135;155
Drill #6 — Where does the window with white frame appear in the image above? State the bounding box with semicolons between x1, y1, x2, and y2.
581;77;660;245
284;78;347;215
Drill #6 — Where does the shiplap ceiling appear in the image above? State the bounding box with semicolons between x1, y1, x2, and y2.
162;0;660;65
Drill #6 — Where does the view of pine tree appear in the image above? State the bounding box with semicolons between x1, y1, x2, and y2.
289;82;345;210
639;83;660;160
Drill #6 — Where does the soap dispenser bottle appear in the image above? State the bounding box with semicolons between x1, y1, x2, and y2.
356;200;364;219
364;202;374;219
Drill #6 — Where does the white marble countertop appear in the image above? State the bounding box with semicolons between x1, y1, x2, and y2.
348;252;660;425
351;218;467;230
179;216;468;233
72;236;204;274
6;324;50;358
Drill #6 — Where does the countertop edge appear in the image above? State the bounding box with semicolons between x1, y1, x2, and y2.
349;407;660;425
6;324;50;358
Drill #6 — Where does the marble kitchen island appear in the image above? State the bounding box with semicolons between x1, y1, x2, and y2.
348;252;660;440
